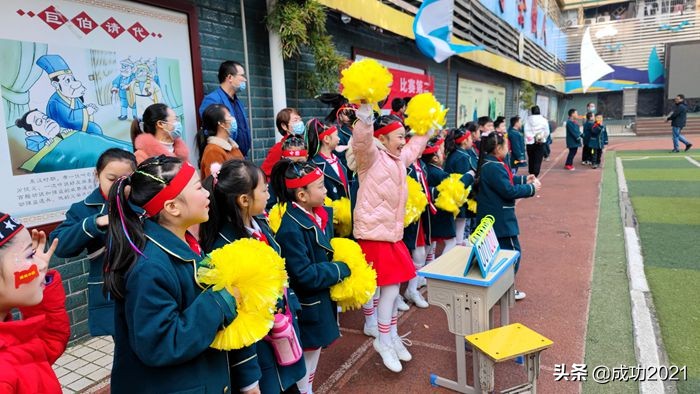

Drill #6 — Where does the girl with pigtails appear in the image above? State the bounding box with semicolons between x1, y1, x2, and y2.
104;155;244;393
270;159;351;394
199;159;306;394
348;105;431;373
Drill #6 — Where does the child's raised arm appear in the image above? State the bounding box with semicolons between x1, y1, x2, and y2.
400;134;430;168
19;232;69;365
350;118;379;174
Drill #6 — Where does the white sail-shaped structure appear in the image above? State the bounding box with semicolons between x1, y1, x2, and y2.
580;27;614;93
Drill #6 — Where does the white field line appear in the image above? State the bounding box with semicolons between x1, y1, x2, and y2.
616;157;668;394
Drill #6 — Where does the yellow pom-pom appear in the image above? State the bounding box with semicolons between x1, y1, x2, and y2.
434;174;470;216
329;238;377;312
268;202;286;234
330;197;352;238
467;198;477;214
340;59;393;111
197;239;287;350
404;93;448;136
405;176;428;227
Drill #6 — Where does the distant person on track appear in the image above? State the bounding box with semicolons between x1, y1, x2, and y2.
666;94;693;153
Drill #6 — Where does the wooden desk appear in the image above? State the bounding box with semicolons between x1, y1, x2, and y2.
418;245;519;393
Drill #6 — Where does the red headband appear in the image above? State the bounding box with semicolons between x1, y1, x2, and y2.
374;121;403;138
142;162;196;217
423;138;444;155
319;125;337;140
0;213;24;247
282;149;308;158
455;133;471;144
285;167;323;189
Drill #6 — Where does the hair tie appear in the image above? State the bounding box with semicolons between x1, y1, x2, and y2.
210;162;222;186
139;121;145;131
136;171;166;184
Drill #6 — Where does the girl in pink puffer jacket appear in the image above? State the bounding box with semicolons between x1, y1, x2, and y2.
348;107;430;373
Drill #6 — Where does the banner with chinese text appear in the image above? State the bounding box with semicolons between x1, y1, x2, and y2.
382;68;435;112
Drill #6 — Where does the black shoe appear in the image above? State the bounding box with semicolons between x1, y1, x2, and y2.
118;115;127;120
685;144;693;152
671;149;680;153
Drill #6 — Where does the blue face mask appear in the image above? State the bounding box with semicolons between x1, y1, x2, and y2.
291;121;305;135
238;81;247;92
170;121;183;139
228;117;238;140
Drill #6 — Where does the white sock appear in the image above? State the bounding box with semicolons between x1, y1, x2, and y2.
377;284;400;346
390;295;399;338
443;238;457;254
362;288;380;327
455;219;467;244
407;246;426;293
297;348;321;394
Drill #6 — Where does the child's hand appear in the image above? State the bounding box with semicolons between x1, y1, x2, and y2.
31;229;58;274
242;385;261;394
225;285;242;304
533;178;542;191
356;103;373;125
96;215;109;228
526;174;537;184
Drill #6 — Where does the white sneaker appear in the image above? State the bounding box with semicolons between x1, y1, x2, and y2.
392;335;413;362
417;276;427;289
514;289;526;300
397;296;410;311
373;339;402;372
404;290;429;308
363;323;378;338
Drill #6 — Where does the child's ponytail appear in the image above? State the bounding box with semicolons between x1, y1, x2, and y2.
305;118;334;158
104;155;184;300
199;160;262;252
105;175;143;301
444;128;466;157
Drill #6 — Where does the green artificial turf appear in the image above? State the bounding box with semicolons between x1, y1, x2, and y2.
622;153;700;393
627;180;700;198
631;197;700;225
583;151;638;394
623;168;700;182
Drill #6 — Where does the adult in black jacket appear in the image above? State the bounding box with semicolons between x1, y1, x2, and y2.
666;94;693;152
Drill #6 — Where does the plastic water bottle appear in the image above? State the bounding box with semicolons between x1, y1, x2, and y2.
265;313;303;366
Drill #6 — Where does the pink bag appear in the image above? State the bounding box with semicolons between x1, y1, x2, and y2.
264;290;303;366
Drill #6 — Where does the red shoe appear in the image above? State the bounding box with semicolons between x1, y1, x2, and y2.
565;165;575;171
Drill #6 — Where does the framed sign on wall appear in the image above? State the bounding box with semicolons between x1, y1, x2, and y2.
456;76;506;127
0;0;202;227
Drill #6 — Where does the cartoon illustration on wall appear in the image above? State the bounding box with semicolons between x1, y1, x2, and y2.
112;58;136;120
37;54;103;135
1;38;183;176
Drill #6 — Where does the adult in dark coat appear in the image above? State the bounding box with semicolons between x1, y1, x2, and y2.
666;94;693;152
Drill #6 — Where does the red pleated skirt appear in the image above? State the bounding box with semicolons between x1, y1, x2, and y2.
357;239;416;286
